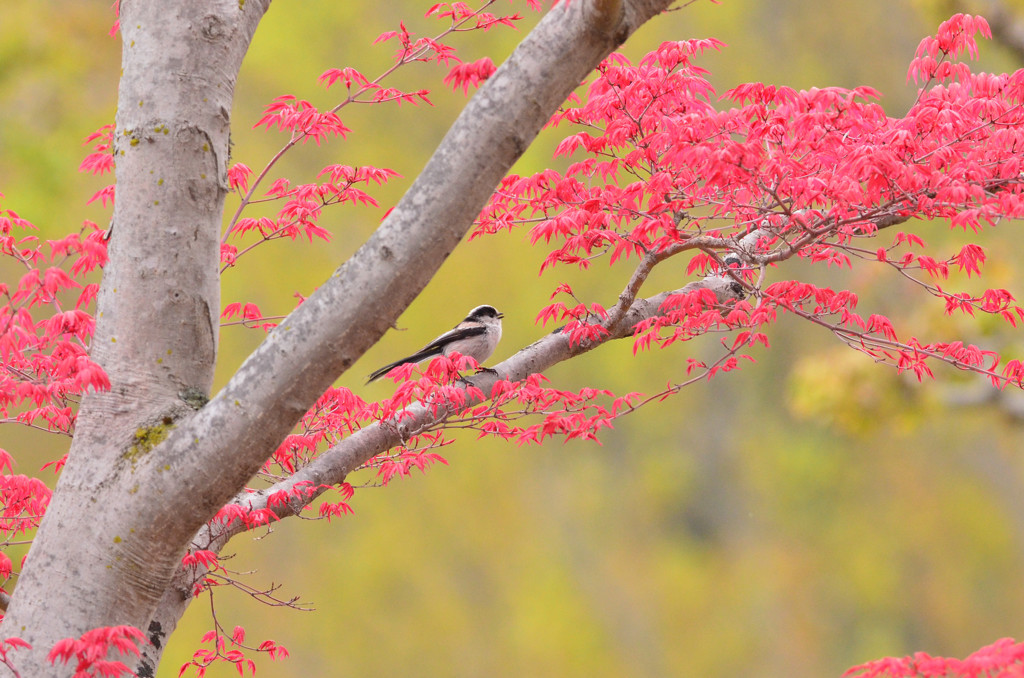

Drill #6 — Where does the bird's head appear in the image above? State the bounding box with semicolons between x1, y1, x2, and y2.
467;304;503;321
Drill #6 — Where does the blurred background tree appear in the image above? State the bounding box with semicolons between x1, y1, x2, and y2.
2;1;1023;676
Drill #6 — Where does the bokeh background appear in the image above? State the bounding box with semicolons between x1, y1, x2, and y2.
3;0;1024;676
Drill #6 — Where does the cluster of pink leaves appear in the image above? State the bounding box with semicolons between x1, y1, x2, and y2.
0;193;108;435
221;162;400;270
46;626;147;678
0;625;148;678
217;0;532;276
844;637;1024;678
0;451;49;583
477;15;1024;391
179;625;288;678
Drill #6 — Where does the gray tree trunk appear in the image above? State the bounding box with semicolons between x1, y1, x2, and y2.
0;1;676;675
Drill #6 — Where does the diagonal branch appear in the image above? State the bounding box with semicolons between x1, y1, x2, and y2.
139;269;739;674
138;0;679;551
140;198;915;671
220;274;743;543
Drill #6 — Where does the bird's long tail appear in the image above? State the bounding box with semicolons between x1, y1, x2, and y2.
366;348;441;383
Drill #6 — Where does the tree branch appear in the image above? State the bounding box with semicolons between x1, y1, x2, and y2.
134;0;677;575
138;270;740;673
230;275;741;538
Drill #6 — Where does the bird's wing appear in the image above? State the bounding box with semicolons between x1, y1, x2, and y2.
419;324;488;354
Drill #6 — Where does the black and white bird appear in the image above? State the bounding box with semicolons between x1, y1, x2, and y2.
366;304;504;383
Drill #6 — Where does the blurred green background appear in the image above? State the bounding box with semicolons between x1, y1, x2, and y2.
3;0;1024;676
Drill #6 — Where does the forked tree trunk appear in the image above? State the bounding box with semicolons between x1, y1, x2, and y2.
0;1;674;675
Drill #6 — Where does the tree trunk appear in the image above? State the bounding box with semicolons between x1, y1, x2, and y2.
0;1;270;674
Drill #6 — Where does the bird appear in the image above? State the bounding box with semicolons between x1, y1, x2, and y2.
366;304;504;383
